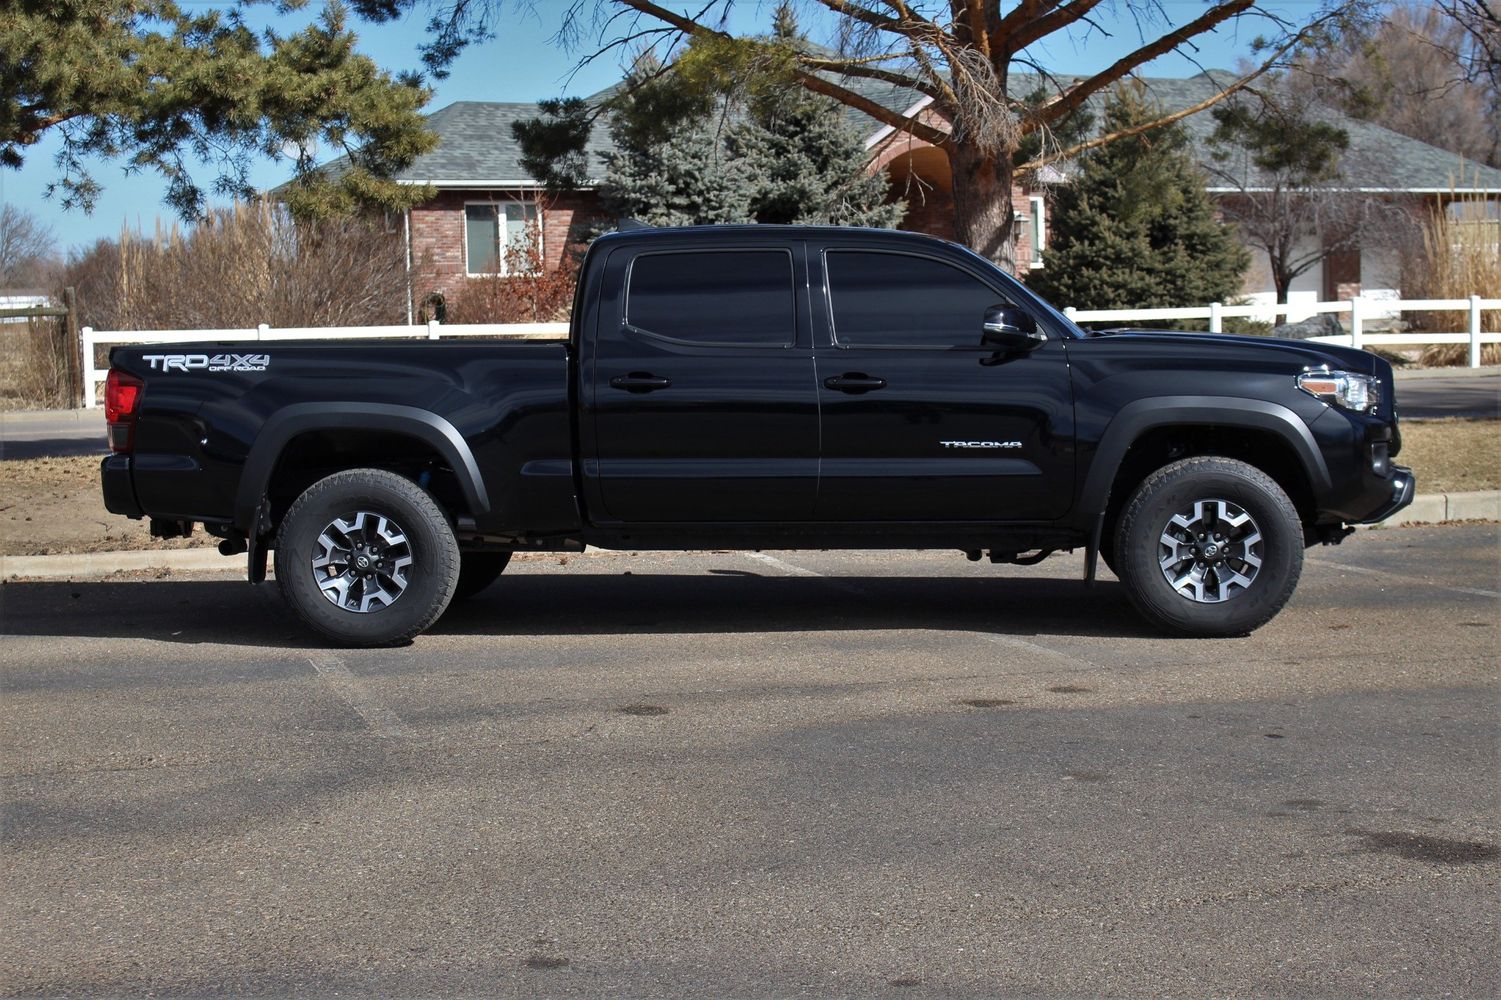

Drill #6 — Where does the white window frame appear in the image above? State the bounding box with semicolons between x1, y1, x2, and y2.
462;197;543;277
1028;195;1046;269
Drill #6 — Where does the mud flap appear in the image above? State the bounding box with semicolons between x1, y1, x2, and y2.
1083;512;1104;586
247;497;272;584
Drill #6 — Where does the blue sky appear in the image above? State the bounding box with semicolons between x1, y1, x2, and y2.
3;1;1304;254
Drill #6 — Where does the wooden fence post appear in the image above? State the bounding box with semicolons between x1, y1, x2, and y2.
63;286;82;407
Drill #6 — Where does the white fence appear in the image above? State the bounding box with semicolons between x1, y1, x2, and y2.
80;294;1499;406
1063;295;1500;368
80;320;569;408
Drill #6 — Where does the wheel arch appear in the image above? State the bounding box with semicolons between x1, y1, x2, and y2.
234;403;490;534
1082;397;1331;531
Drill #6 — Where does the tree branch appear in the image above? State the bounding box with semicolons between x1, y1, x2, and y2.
796;55;937;96
1037;1;1255;126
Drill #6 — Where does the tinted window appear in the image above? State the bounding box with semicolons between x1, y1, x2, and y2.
627;251;795;346
826;251;1009;348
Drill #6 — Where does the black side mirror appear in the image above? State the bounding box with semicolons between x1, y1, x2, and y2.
982;304;1044;350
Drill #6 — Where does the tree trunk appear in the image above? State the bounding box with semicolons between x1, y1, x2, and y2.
1271;259;1292;304
949;142;1018;273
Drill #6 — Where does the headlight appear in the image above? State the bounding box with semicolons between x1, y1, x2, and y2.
1296;369;1382;413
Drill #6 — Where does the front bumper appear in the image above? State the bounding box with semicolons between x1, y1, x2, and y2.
100;454;144;518
1350;464;1415;525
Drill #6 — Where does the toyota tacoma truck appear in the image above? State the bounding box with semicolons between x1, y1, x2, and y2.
100;225;1413;645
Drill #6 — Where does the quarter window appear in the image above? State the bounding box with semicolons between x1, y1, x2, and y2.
627;250;795;347
825;251;1010;348
465;202;540;275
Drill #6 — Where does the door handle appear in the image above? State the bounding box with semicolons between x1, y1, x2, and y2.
823;373;887;393
609;372;672;393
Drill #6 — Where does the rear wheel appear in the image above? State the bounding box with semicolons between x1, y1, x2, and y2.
451;551;512;602
1113;456;1302;637
274;468;459;646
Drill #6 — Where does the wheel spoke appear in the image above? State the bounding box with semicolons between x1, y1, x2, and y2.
311;509;413;614
1158;497;1263;605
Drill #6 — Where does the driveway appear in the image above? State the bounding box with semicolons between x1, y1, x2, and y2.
2;526;1497;997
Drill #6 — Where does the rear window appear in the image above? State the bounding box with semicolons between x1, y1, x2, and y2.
626;250;795;347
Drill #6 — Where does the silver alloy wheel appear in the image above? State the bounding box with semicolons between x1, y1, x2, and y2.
1158;498;1263;604
312;510;414;613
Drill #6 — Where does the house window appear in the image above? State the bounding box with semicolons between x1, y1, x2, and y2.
465;201;541;275
1029;196;1046;268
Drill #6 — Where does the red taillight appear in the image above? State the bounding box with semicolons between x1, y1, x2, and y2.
104;368;144;453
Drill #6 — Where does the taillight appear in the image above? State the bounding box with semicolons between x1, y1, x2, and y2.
104;368;144;453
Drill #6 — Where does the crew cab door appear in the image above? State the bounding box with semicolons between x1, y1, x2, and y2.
811;247;1074;521
585;243;819;522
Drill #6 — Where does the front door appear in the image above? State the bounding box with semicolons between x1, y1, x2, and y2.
589;244;819;522
812;248;1074;521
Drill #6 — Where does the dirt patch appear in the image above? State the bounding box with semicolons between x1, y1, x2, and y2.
1398;419;1501;493
0;454;214;556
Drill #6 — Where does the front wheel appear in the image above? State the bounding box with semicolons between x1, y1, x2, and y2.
1113;457;1303;637
274;468;460;646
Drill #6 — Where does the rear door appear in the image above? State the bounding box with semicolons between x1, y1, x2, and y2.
811;247;1074;521
587;242;819;522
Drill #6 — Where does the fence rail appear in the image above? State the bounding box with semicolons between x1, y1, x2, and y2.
80;294;1500;407
80;320;569;407
1062;295;1500;368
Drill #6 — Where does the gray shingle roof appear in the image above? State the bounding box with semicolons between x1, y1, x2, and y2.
363;70;1501;193
390;100;616;185
1116;72;1501;192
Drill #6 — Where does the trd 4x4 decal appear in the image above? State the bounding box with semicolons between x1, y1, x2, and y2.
143;353;270;373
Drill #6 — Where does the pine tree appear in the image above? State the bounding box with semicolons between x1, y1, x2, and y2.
599;116;754;227
596;62;753;227
725;6;902;227
1029;82;1249;312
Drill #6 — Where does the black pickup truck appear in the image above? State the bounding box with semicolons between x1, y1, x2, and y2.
101;225;1413;645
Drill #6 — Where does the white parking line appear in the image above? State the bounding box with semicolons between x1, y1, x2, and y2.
742;551;1099;671
742;551;868;594
1307;559;1501;599
307;655;410;737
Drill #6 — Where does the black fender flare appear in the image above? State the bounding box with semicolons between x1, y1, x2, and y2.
233;402;490;533
1078;395;1331;523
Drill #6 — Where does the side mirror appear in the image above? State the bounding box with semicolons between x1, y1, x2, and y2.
983;305;1044;350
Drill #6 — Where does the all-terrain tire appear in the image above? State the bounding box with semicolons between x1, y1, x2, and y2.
1113;456;1303;637
451;551;512;602
274;468;460;646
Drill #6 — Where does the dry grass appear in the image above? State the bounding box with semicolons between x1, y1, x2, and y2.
1397;419;1501;493
0;318;70;411
1403;188;1501;367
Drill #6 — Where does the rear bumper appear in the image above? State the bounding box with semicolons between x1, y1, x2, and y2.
100;454;144;518
1350;465;1415;525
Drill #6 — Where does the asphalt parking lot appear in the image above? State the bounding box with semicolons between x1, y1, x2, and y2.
2;524;1498;998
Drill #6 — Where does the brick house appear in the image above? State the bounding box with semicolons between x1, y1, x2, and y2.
367;73;1499;319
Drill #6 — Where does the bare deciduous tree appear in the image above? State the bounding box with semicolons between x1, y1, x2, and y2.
366;1;1364;268
62;201;407;331
1293;3;1501;168
0;204;59;288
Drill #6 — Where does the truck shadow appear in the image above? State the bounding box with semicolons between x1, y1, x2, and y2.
0;570;1152;648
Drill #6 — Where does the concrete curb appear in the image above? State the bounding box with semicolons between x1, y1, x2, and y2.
1;548;231;579
4;493;1496;580
1365;489;1501;528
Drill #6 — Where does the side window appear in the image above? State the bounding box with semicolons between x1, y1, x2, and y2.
627;250;795;347
826;250;1011;348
